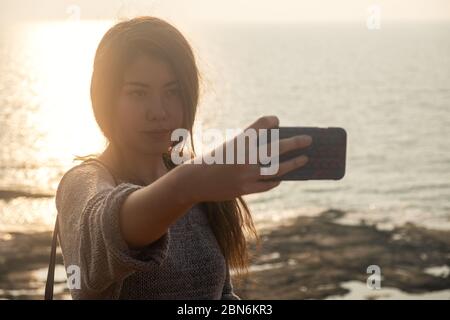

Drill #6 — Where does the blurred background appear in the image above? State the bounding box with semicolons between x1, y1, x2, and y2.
0;0;449;299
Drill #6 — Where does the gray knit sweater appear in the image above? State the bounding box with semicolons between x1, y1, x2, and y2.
55;159;240;300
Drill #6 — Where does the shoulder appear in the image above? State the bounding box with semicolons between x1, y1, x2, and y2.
55;160;116;212
58;160;115;189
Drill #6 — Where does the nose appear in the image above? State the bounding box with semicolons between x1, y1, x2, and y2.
145;95;167;121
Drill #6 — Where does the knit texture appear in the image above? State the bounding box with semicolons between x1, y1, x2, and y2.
55;160;240;300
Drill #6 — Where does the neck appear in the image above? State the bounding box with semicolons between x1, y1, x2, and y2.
99;144;168;185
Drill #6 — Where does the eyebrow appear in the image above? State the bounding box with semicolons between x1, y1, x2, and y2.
123;80;178;88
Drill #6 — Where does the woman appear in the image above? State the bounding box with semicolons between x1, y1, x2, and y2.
55;16;312;299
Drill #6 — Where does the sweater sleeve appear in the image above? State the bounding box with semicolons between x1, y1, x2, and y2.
221;263;241;300
55;162;170;299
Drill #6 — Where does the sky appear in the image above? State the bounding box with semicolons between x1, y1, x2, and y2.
1;0;450;24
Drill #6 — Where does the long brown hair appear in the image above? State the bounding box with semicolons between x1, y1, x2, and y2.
76;16;259;276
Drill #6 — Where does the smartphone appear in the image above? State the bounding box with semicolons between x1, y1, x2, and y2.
262;127;347;180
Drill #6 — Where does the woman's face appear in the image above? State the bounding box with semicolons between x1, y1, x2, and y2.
114;54;184;155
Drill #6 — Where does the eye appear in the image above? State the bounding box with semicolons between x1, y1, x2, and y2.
128;89;147;98
166;87;180;98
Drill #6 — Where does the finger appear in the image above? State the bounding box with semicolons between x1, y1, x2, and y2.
258;134;312;162
232;116;279;163
278;135;312;155
259;154;308;180
245;115;279;131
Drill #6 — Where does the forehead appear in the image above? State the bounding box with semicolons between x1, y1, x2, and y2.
122;54;176;85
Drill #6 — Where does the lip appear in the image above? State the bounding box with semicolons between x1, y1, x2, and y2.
141;130;171;134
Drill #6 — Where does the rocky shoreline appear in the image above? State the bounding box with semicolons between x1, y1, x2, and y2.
234;210;450;299
0;209;449;299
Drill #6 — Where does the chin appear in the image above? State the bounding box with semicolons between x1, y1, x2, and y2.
138;142;170;155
